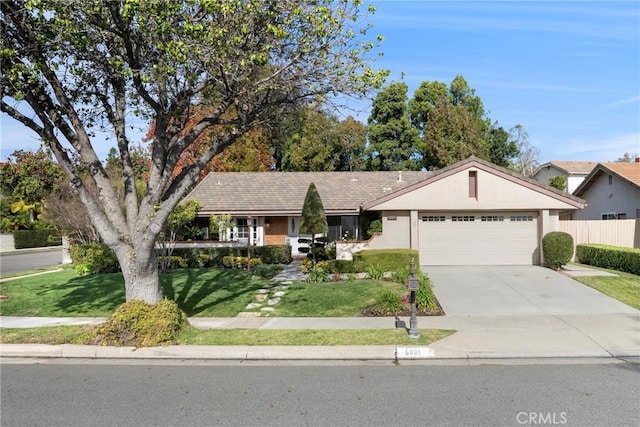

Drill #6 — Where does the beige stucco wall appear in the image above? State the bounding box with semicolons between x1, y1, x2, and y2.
533;166;566;189
573;174;640;220
369;168;579;211
370;211;411;249
533;166;587;193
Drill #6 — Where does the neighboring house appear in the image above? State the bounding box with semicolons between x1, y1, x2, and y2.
571;160;640;220
532;161;598;193
186;157;585;266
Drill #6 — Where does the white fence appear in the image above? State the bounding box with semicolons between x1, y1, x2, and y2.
558;219;639;259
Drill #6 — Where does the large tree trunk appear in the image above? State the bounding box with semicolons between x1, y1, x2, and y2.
116;244;162;304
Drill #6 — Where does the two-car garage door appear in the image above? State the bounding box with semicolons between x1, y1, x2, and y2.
419;212;538;265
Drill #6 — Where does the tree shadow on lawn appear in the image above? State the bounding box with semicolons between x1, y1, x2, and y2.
49;268;265;317
49;273;126;315
161;268;266;316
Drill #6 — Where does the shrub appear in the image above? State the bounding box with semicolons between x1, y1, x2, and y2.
576;244;640;275
367;263;385;280
222;256;262;269
367;219;382;238
353;249;419;273
90;299;187;347
327;259;356;274
70;243;119;274
369;289;403;316
157;255;188;270
301;257;313;274
390;267;410;285
252;245;292;264
308;264;330;283
171;245;291;267
415;274;439;312
13;229;61;249
75;263;97;276
542;231;574;270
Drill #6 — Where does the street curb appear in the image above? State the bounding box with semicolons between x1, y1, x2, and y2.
2;344;636;361
0;344;398;360
0;246;62;255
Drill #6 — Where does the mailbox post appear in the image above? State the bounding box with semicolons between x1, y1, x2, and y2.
407;257;420;339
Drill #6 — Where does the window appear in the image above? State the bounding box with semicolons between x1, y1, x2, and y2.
452;215;475;222
235;218;248;240
618;213;627;219
608;175;613;185
468;171;477;198
510;215;534;222
601;213;616;220
422;216;445;222
481;215;504;222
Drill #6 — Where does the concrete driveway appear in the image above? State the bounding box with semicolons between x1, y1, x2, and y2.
423;265;639;316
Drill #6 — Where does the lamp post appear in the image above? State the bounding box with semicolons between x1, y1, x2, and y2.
407;257;420;339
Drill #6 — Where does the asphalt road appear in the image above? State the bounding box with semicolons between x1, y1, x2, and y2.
0;248;62;276
1;360;638;426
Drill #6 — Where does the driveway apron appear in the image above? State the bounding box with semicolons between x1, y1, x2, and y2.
423;265;639;317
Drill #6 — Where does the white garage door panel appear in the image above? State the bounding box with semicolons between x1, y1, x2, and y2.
419;212;538;265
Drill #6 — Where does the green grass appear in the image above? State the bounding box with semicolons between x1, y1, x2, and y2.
272;280;407;317
0;268;412;318
571;264;640;310
0;325;455;346
0;268;269;317
0;265;66;280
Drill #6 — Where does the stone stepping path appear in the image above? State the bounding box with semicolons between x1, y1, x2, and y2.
240;283;289;317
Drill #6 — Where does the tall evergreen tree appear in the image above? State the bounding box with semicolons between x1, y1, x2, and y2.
366;82;419;171
299;182;328;265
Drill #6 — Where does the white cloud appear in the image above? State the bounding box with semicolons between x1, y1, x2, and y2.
539;132;640;162
599;95;640;110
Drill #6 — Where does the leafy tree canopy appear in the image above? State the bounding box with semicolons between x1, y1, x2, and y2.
0;147;63;204
410;75;519;169
283;105;367;171
1;0;388;303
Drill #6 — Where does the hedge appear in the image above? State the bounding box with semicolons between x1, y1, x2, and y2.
13;229;62;249
352;249;420;272
576;244;640;275
170;245;292;268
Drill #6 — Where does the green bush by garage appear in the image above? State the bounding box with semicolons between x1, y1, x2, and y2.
542;231;574;270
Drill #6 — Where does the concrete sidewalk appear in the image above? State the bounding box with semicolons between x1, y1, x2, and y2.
2;312;638;361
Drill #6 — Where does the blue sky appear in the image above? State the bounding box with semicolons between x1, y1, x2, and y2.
1;0;638;164
353;0;640;162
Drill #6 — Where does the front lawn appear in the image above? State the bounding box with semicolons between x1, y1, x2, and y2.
0;268;417;318
0;325;455;346
0;268;267;317
572;265;640;310
273;281;407;317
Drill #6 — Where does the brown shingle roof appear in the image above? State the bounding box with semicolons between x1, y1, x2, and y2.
187;171;433;215
542;161;598;174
